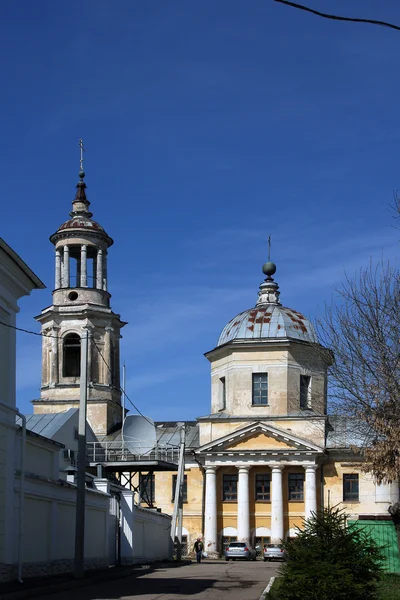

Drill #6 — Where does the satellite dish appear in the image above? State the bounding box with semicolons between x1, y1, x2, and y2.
122;415;156;456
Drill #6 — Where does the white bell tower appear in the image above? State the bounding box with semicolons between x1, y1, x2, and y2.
33;147;126;437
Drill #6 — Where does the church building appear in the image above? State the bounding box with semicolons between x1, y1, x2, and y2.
33;165;399;560
146;262;399;557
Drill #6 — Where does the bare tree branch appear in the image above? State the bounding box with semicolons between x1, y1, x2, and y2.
273;0;400;32
315;261;400;483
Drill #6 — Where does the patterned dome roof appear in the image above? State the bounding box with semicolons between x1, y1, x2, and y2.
217;304;317;346
58;216;104;232
216;262;317;347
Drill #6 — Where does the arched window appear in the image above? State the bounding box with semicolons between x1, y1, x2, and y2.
63;333;81;377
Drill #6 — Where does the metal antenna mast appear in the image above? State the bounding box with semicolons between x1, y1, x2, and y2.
74;328;89;578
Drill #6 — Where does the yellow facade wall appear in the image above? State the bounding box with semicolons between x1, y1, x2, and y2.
322;460;388;517
230;433;292;450
127;455;394;556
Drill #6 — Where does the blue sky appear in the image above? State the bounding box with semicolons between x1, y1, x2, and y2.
2;0;400;420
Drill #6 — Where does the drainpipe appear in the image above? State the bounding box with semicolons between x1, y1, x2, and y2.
0;403;26;583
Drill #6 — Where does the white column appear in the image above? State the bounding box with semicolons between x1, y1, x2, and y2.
80;245;87;287
63;245;70;288
96;248;103;289
92;255;97;289
55;249;61;288
237;466;250;543
304;465;318;521
271;465;284;543
204;466;218;556
103;251;108;290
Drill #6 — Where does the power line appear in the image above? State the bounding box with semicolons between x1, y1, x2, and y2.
0;320;52;337
273;0;400;32
0;319;153;426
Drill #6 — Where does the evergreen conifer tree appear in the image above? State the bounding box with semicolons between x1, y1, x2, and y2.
277;507;384;600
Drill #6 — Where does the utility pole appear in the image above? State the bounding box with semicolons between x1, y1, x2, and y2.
171;422;185;561
74;328;89;579
122;361;126;425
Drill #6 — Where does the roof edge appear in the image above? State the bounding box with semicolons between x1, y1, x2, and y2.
0;238;45;289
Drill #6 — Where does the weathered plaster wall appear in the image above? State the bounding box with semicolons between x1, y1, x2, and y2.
209;345;327;421
323;460;399;518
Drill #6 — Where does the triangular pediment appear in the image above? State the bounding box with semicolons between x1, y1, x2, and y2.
196;422;323;454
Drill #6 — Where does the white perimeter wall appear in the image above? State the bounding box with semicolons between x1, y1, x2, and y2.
3;433;110;581
133;505;173;563
118;489;173;565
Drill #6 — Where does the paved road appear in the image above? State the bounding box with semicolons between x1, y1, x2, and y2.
44;560;279;600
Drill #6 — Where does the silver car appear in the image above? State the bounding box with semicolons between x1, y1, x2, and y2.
225;542;257;561
263;543;286;561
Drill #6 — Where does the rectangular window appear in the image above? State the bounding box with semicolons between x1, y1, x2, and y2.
343;474;359;502
288;473;304;501
252;373;268;406
220;377;226;411
223;474;238;501
172;474;188;503
300;375;311;409
255;473;271;501
139;473;155;504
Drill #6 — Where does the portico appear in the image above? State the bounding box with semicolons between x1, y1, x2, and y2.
197;421;323;555
202;460;319;554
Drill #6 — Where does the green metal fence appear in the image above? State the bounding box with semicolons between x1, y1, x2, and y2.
348;520;400;573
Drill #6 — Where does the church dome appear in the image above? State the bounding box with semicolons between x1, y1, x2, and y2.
58;216;105;232
218;304;317;346
217;261;317;347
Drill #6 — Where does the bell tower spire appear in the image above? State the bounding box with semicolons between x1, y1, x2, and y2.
72;140;92;217
33;142;127;437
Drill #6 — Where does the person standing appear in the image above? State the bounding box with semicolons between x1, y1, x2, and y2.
193;537;204;563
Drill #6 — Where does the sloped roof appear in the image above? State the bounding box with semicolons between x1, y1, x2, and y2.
156;421;199;449
100;420;199;449
0;238;45;289
326;415;373;448
25;408;78;439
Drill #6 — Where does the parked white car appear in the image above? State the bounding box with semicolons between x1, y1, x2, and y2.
263;543;286;561
225;542;257;561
